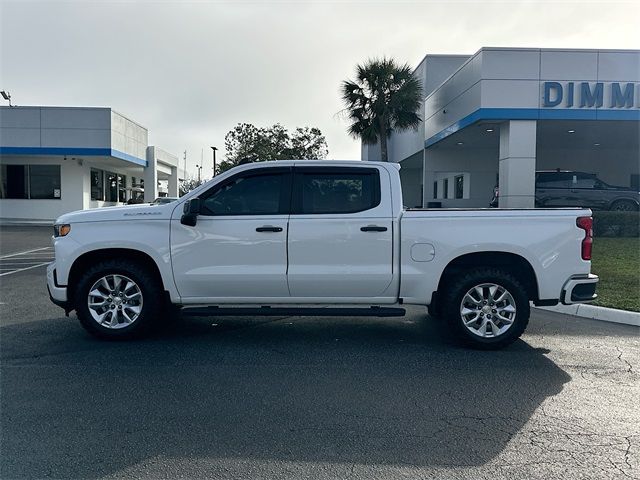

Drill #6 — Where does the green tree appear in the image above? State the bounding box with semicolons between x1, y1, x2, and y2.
219;123;328;172
341;57;423;162
179;178;202;196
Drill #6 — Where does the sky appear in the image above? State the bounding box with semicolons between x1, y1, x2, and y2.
1;0;639;178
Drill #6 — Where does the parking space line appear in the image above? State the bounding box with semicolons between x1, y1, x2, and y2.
0;247;52;259
0;263;51;267
0;258;54;263
0;262;50;277
1;258;54;263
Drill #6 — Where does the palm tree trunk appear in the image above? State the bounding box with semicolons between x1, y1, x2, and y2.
378;116;388;162
379;133;388;162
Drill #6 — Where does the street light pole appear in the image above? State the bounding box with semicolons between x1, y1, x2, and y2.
1;91;12;107
195;164;202;183
210;146;218;177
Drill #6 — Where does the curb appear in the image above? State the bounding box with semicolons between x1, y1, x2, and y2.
536;304;640;327
1;220;52;226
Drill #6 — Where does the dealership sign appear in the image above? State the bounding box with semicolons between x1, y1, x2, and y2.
542;82;639;108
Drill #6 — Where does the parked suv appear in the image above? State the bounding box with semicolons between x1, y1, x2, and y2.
490;171;640;210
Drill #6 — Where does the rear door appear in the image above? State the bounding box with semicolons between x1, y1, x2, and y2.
287;166;394;299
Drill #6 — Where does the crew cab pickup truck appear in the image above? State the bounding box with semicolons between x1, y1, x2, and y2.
47;161;598;349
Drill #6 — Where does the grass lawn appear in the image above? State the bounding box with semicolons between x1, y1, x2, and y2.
591;237;640;312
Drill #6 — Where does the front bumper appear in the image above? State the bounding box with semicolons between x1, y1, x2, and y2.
46;262;69;309
561;274;599;305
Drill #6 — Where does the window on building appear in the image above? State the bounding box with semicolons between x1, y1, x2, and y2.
433;181;438;199
443;178;449;199
1;165;28;199
454;175;464;199
106;172;118;202
91;169;104;201
118;174;127;202
0;164;61;199
295;168;380;214
29;165;61;199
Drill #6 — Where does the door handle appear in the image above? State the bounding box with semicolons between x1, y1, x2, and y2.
360;225;387;232
256;226;283;232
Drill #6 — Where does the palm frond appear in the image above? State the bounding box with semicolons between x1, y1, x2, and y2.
340;56;423;151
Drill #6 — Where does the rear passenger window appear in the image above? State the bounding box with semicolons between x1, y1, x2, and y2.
293;168;380;214
536;173;571;189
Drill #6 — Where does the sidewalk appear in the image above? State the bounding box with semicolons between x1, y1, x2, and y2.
536;303;640;327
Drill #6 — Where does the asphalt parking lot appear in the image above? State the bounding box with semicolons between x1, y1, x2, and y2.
0;226;638;479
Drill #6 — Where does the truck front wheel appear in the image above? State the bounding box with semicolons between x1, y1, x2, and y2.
442;268;530;349
74;259;162;340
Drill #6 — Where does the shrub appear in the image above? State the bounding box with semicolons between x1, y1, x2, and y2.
592;211;640;237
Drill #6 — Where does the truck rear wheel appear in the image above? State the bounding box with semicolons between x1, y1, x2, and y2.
74;259;162;340
442;268;530;349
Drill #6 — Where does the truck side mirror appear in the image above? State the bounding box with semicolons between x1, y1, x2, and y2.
180;198;200;227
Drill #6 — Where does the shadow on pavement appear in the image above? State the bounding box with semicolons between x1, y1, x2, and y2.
1;313;570;478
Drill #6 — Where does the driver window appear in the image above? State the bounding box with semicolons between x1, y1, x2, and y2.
201;172;286;215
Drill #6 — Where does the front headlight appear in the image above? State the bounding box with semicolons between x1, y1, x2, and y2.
53;224;71;237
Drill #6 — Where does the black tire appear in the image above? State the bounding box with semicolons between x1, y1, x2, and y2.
441;268;530;350
75;259;163;340
610;200;638;212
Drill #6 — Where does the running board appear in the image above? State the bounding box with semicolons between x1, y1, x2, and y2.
181;306;406;317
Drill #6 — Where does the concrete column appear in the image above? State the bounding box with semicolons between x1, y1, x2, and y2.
168;166;179;197
422;149;435;207
125;174;133;202
498;120;537;208
79;161;91;210
144;147;158;202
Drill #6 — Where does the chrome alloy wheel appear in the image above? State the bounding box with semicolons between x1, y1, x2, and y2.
87;274;143;329
459;283;516;338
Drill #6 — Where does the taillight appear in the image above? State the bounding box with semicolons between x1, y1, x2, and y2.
576;216;593;260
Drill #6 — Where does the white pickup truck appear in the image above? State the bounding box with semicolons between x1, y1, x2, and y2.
47;161;598;349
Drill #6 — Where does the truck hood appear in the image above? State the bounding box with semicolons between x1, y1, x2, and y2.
55;203;178;224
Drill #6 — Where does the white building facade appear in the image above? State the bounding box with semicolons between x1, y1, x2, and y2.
362;48;640;208
0;106;181;222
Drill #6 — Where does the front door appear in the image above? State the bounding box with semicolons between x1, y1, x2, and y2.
287;166;394;299
171;167;292;300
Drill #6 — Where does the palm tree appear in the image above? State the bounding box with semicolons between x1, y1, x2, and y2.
341;58;423;162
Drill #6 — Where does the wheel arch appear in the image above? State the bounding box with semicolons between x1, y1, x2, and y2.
435;251;540;302
67;248;166;308
609;197;640;210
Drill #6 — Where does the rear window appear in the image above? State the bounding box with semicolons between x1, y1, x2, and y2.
293;168;380;214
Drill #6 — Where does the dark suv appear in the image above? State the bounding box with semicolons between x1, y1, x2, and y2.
490;171;640;210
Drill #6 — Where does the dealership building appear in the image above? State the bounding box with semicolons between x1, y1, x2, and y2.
362;47;640;208
0;106;182;222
